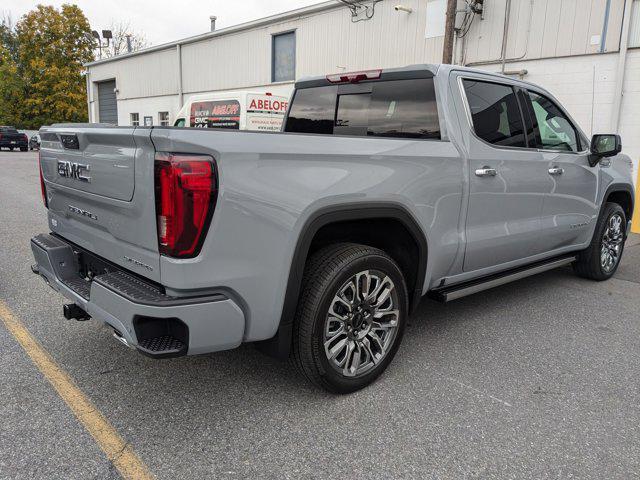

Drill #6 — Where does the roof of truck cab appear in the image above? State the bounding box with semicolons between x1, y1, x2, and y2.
295;64;440;88
295;63;541;91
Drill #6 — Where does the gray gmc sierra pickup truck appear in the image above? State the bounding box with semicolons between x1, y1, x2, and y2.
31;64;634;393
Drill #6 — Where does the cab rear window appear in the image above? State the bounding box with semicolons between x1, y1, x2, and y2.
285;78;440;139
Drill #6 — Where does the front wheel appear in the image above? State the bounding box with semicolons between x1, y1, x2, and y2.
573;202;626;281
292;243;408;393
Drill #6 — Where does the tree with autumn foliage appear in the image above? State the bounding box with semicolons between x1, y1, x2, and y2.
0;14;22;126
0;5;94;129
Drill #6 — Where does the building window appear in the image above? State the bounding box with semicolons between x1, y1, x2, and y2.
159;111;169;126
272;31;295;83
130;113;139;126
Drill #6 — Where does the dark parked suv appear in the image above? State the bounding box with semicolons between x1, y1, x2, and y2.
0;126;28;151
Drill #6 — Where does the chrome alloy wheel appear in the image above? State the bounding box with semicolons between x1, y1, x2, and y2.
601;213;624;273
323;270;400;377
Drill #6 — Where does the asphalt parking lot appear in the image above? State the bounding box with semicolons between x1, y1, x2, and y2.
1;150;639;479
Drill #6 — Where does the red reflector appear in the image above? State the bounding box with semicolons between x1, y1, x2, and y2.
38;151;48;209
326;69;382;84
154;153;217;258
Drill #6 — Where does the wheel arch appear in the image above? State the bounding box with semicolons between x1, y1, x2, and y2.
257;202;429;359
603;183;634;226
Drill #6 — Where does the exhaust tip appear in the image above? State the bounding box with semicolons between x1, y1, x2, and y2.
112;329;134;349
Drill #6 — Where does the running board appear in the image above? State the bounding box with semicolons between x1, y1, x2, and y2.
429;255;577;303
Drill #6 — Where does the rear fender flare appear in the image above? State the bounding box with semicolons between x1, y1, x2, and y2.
257;202;428;359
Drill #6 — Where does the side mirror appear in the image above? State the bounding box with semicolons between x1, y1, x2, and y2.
588;134;622;167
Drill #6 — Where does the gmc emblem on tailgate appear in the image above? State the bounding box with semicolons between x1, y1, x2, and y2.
57;160;91;183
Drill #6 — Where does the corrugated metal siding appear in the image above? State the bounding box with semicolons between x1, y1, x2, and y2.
90;48;178;100
464;0;626;64
86;0;631;98
181;1;447;95
630;0;640;47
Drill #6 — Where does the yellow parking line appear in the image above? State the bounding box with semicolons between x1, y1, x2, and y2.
0;300;154;480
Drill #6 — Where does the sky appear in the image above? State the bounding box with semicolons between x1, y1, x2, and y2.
2;0;323;46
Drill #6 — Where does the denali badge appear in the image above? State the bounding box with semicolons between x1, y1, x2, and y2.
68;205;97;220
123;256;153;271
58;160;91;183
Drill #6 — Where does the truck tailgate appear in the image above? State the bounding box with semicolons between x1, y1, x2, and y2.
39;126;161;282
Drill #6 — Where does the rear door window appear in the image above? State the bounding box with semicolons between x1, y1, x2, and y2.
462;79;526;148
285;78;440;139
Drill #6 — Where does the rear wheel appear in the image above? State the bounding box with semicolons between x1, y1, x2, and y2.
292;243;408;393
20;147;27;152
573;202;626;281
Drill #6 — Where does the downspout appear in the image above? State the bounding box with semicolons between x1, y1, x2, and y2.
176;43;184;108
610;0;633;132
600;0;612;53
500;0;512;74
85;69;92;122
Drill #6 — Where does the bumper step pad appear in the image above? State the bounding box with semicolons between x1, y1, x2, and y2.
137;335;187;358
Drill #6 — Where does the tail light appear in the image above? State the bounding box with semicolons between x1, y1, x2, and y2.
154;152;217;258
38;151;48;209
326;69;382;84
22;134;28;142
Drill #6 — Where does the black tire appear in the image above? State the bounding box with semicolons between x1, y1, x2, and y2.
573;202;626;281
20;147;27;152
9;147;13;151
292;243;408;394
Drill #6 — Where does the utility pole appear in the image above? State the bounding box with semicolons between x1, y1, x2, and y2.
442;0;457;64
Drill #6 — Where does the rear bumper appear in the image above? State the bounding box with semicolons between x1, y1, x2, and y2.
0;140;27;148
30;233;245;357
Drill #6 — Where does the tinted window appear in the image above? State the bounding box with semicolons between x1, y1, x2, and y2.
527;91;578;152
285;85;336;134
463;80;526;148
272;32;295;82
336;93;370;128
285;78;440;139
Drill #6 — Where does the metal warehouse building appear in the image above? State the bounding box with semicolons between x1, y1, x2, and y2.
85;0;640;180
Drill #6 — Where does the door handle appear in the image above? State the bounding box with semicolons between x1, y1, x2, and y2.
548;166;564;175
475;167;497;177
